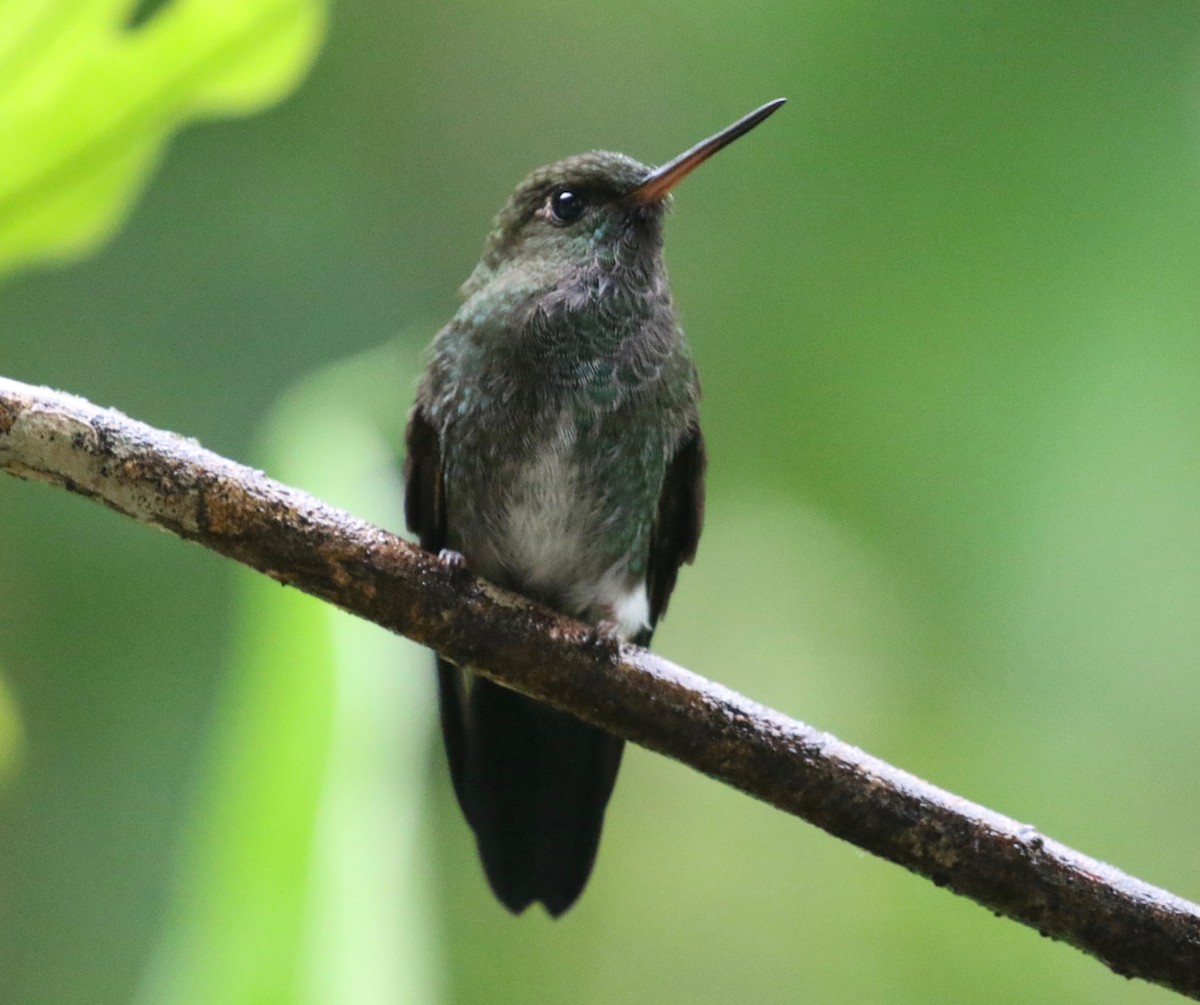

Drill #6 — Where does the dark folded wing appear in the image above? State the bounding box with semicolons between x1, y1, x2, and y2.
403;406;446;553
403;407;468;810
645;426;706;631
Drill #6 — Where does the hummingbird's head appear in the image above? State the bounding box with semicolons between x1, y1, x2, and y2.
461;98;787;300
461;151;668;299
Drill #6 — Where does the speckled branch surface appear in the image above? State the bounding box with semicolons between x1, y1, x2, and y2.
1;374;1198;998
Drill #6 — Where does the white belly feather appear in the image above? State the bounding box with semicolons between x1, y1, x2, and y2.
498;412;650;639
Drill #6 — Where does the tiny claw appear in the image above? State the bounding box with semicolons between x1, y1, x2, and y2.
437;548;468;571
586;618;623;659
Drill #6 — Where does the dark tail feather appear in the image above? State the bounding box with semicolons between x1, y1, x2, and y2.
436;658;468;814
437;667;623;916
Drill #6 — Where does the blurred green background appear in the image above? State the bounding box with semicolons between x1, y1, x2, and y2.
3;2;1200;1002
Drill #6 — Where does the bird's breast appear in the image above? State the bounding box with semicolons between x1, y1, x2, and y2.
497;414;597;589
448;407;651;638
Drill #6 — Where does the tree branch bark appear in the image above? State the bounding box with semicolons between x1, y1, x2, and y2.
2;374;1198;998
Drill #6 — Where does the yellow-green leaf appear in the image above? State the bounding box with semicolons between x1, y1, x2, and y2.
138;341;440;1005
0;0;325;275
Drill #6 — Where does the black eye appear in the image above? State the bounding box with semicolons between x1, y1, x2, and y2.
549;187;586;224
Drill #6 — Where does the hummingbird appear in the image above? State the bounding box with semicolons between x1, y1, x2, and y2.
404;98;785;916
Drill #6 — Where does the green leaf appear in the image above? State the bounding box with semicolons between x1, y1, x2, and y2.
0;0;325;275
137;341;440;1005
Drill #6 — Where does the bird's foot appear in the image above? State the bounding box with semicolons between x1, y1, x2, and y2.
437;548;468;571
585;618;623;660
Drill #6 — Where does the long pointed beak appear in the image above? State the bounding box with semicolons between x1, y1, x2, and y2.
629;98;786;205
